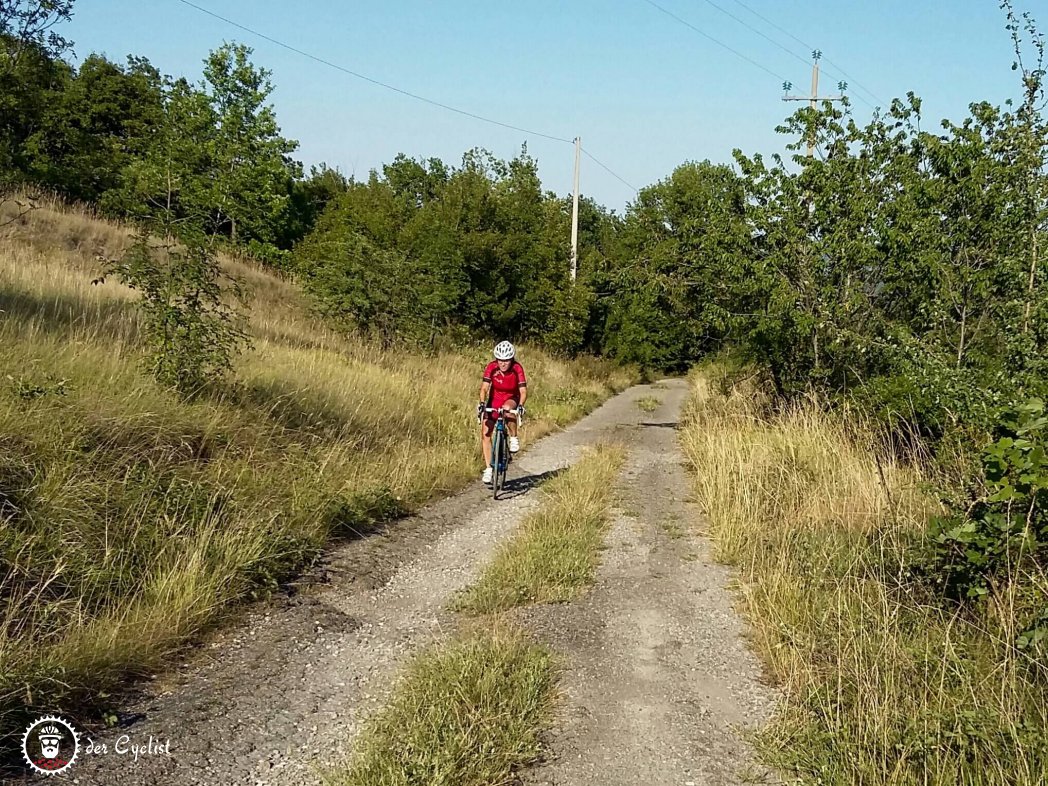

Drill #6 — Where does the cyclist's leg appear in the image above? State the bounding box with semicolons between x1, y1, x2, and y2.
480;417;495;462
500;398;521;453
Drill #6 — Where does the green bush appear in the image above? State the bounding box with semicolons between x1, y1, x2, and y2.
927;399;1048;602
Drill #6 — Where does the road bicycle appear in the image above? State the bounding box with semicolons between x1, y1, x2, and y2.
482;406;523;499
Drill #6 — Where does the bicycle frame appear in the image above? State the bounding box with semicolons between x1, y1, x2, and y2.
482;406;522;499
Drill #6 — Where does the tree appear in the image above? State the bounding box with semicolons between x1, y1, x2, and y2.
606;161;749;369
0;1;75;190
277;163;350;250
201;42;300;247
97;74;249;396
25;54;163;202
0;0;75;75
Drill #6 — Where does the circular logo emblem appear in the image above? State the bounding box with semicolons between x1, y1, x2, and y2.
22;715;81;775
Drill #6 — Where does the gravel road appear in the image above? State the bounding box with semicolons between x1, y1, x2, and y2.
515;380;779;785
20;379;777;785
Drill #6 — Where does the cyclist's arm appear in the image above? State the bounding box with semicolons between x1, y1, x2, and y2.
516;363;528;408
479;380;491;403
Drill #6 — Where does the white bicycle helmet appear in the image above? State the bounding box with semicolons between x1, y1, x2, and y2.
493;340;515;360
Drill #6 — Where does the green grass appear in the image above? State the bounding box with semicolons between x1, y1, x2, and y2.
328;626;556;786
453;443;626;614
635;395;661;412
680;368;1048;785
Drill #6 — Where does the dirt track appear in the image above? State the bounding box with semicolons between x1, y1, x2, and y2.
29;380;776;785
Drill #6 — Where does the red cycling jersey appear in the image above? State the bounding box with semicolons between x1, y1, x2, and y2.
483;360;527;412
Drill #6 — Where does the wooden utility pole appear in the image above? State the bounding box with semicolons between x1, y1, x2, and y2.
570;136;581;282
782;51;846;157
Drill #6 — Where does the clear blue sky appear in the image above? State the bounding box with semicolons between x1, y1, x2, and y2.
65;0;1025;213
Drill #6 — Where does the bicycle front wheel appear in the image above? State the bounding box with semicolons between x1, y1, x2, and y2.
497;443;508;498
491;429;503;499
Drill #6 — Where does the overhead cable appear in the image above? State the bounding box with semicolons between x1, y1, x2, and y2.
728;0;889;107
175;0;574;144
640;0;787;82
174;0;641;195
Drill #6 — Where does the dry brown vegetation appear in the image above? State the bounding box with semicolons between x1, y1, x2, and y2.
681;368;1048;784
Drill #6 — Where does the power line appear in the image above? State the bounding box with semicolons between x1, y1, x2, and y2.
174;0;573;145
582;148;638;192
173;0;642;197
640;0;787;82
696;0;877;110
645;0;879;111
728;0;889;108
697;0;816;71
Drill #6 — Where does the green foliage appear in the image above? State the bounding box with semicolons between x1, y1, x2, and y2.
6;372;68;400
605;160;748;370
199;43;301;246
928;399;1048;601
98;231;248;396
25;53;163;202
294;146;614;352
717;19;1048;442
0;12;314;259
90;48;259;396
276;163;349;249
0;28;72;187
0;1;74;55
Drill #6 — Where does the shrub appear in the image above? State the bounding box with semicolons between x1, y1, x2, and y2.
927;399;1048;601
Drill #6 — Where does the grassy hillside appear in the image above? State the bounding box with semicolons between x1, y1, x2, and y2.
0;196;635;745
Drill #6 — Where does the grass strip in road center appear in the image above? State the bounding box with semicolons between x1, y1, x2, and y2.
453;443;626;615
327;625;556;786
635;395;661;412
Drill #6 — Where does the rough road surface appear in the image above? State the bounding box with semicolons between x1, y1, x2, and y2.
28;380;776;786
516;382;779;785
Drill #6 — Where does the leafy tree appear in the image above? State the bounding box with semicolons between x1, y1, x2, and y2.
104;76;218;223
295;145;599;351
99;225;249;396
0;1;75;189
606;161;749;370
294;204;404;343
277;163;350;250
201;42;300;248
97;71;249;396
0;0;75;74
25;53;163;202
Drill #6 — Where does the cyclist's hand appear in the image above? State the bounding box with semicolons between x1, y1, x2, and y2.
476;402;484;421
516;405;525;423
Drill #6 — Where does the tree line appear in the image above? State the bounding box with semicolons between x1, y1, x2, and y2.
1;2;342;262
5;0;1047;434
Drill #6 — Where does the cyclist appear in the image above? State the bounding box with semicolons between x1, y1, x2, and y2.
477;340;528;485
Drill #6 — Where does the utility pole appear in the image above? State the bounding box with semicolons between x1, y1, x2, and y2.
782;51;846;157
570;136;581;283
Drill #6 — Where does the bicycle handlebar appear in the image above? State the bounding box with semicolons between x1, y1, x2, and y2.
480;406;525;424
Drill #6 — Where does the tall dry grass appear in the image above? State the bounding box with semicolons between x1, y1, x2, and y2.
0;197;635;750
680;369;1048;785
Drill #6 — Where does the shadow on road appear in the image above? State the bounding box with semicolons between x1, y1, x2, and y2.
497;467;564;500
638;421;679;429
